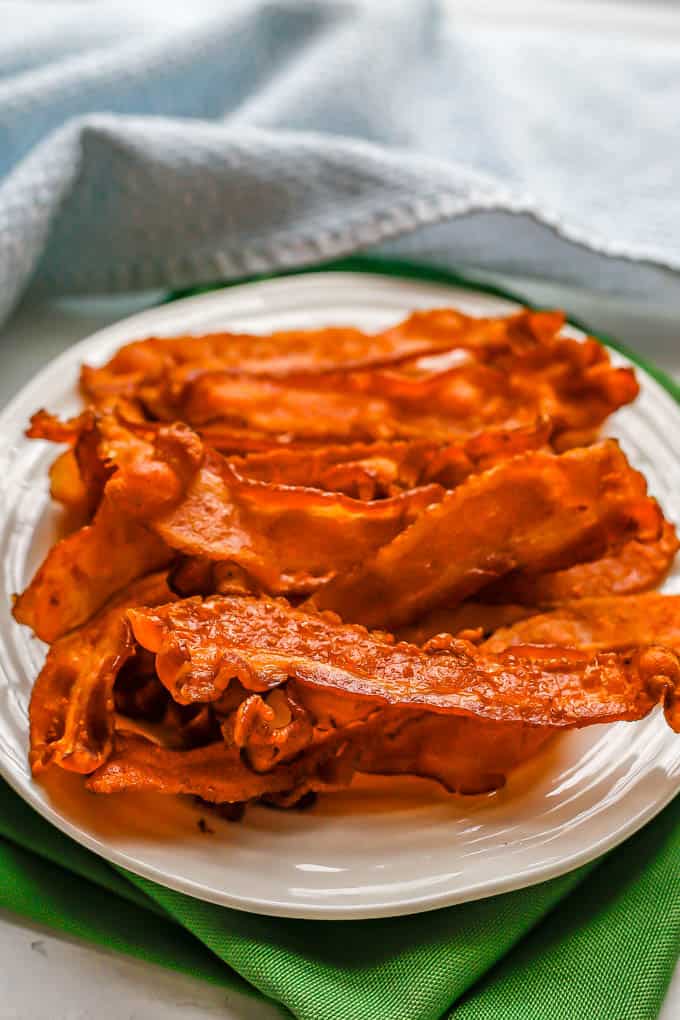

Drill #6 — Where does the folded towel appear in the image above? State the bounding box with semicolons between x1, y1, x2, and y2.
2;0;680;327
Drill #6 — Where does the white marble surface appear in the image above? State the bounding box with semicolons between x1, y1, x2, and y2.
1;275;678;1017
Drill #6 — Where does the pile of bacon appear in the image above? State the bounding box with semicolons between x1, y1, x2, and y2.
13;307;680;812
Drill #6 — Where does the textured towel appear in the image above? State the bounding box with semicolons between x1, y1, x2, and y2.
2;0;680;326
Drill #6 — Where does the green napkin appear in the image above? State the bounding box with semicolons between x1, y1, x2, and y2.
2;258;678;1018
0;780;677;1019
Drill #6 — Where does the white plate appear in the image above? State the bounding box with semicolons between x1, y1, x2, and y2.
1;271;679;921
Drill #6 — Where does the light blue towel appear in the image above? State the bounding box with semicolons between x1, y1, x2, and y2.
2;0;680;326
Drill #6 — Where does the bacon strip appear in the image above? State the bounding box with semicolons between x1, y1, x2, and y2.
87;715;555;801
353;714;555;795
14;419;204;642
86;732;356;802
231;419;551;497
31;403;551;510
127;595;680;732
80;309;637;453
27;409;94;445
483;521;679;605
79;308;568;401
396;603;537;646
79;314;477;398
309;441;662;629
29;574;176;775
144;367;493;445
139;342;635;450
15;431;664;643
13;503;172;643
219;693;557;796
28;406;191;516
38;585;680;801
15;417;445;638
28;409;104;515
127;445;444;593
482;594;680;656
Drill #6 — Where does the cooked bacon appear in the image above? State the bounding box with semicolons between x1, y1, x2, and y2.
35;584;680;801
80;310;637;452
27;408;94;445
13;502;172;643
79;309;568;403
231;439;435;495
29;574;176;775
393;307;567;361
28;406;167;518
353;713;555;795
86;732;357;802
483;520;679;605
87;713;556;801
487;334;638;443
137;340;634;450
404;526;678;648
97;418;446;592
28;409;103;516
143;368;478;445
231;419;551;497
127;595;680;732
46;449;91;513
20;304;678;813
218;688;556;795
14;420;207;642
396;603;537;646
80;315;474;398
309;441;662;629
149;451;442;593
23;432;654;643
481;594;680;656
15;417;445;637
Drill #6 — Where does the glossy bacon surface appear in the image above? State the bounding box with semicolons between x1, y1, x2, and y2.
80;309;638;450
79;308;569;394
309;441;662;628
17;413;559;637
481;593;680;656
483;520;679;605
29;574;176;775
15;303;680;813
127;595;680;731
13;501;172;643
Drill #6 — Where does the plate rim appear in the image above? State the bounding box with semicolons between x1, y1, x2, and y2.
1;268;678;920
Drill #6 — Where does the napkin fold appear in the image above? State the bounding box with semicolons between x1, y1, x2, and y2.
3;0;680;327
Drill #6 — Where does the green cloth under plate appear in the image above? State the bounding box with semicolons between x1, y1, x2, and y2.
0;781;677;1020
